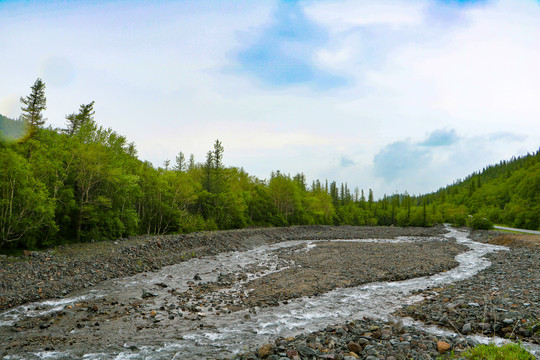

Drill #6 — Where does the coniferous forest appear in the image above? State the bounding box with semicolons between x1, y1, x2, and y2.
1;79;539;251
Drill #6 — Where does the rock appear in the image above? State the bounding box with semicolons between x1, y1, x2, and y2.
462;323;472;335
285;350;299;358
193;274;202;281
357;338;370;346
258;343;273;358
141;290;157;299
436;341;451;354
347;342;363;354
297;345;316;357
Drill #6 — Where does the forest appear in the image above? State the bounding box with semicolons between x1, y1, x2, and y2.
1;79;539;251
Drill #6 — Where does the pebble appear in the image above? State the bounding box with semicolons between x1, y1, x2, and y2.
233;317;481;360
0;225;446;311
395;246;539;345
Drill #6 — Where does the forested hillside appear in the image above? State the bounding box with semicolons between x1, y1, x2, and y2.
422;150;540;230
1;79;538;251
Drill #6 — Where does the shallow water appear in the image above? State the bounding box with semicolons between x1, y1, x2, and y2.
3;226;537;359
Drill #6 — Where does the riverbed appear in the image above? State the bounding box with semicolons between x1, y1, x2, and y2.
1;226;537;359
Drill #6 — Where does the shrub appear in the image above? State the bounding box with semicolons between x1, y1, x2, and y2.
468;215;494;230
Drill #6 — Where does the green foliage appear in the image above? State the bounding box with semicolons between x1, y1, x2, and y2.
0;147;55;248
20;78;47;133
460;342;534;360
0;114;26;142
1;79;538;251
468;215;494;230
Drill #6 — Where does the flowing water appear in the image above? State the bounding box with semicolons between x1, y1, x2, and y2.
2;226;538;359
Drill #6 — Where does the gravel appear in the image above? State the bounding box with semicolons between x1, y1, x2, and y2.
395;245;540;345
0;225;445;311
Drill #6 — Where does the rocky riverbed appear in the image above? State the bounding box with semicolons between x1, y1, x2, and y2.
394;232;540;346
0;225;444;311
235;231;540;360
0;226;538;359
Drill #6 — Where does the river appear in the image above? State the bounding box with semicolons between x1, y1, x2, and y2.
1;226;538;359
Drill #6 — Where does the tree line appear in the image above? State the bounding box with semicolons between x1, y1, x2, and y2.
1;79;538;251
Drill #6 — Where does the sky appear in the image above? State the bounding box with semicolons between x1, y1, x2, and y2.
1;0;539;197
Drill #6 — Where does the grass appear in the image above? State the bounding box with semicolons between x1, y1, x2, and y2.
462;343;535;360
438;343;535;360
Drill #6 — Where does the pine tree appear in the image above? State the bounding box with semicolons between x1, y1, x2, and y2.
65;101;95;137
188;154;195;171
174;151;186;172
368;189;374;209
20;78;47;132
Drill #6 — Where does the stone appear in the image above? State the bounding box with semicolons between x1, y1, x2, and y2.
357;338;370;346
258;343;273;358
461;323;472;335
347;342;363;354
297;345;316;357
436;341;451;354
285;350;299;358
141;290;157;299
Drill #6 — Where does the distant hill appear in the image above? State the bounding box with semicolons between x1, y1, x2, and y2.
427;149;540;230
0;114;25;142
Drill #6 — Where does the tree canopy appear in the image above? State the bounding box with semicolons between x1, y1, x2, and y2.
0;79;538;251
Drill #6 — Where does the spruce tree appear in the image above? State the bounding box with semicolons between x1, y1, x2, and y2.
65;101;95;136
20;78;47;131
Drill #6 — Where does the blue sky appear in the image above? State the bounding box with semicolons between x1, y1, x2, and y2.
1;0;539;197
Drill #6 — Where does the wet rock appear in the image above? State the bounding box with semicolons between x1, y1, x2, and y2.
258;343;273;358
347;342;362;354
297;345;317;357
436;340;451;354
461;323;472;335
141;290;157;299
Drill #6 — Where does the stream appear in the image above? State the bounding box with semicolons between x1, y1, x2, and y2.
1;226;538;359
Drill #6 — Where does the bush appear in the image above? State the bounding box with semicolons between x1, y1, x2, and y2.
468;215;494;230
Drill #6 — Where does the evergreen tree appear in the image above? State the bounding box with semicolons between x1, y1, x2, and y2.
188;154;195;171
203;150;214;192
174;151;186;172
65;101;95;137
368;189;374;209
20;79;47;138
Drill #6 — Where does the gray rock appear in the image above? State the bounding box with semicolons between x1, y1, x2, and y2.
141;290;157;299
297;345;316;357
461;323;472;335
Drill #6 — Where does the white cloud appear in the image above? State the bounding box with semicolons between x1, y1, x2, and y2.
1;0;539;197
305;0;426;32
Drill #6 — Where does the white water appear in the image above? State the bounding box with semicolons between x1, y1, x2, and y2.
2;226;538;359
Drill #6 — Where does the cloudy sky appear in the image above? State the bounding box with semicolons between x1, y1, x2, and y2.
1;0;539;197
